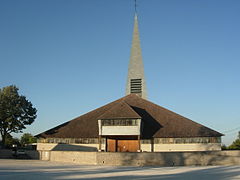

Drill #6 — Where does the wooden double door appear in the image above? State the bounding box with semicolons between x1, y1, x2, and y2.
107;137;139;152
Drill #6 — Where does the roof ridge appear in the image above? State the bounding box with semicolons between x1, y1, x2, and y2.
97;99;141;120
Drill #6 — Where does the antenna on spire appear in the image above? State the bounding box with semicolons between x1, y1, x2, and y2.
134;0;137;14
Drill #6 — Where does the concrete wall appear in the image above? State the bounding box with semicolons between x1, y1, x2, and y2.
96;151;240;166
101;126;140;136
140;143;221;152
153;143;221;152
0;149;12;159
38;150;240;166
39;151;51;160
50;151;97;165
25;150;40;159
141;144;152;152
0;149;39;159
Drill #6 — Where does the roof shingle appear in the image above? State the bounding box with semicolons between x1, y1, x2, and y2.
36;94;223;138
98;101;141;120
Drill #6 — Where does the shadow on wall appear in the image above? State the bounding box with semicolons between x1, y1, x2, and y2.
0;149;13;159
52;144;97;152
0;149;40;160
24;150;40;160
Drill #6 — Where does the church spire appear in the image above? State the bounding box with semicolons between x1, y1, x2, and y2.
126;11;147;99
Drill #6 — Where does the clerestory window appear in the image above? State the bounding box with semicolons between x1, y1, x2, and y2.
101;119;138;126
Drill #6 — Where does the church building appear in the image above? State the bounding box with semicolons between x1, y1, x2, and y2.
36;13;223;152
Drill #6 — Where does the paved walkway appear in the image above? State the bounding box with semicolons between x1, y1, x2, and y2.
0;159;239;180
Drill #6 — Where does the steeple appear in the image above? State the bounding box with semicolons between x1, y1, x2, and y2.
126;13;147;99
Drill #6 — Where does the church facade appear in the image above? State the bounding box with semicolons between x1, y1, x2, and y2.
36;13;223;152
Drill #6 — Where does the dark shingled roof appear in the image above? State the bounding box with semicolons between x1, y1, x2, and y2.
98;101;141;120
37;94;223;139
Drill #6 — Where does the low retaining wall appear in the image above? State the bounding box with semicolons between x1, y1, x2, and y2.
0;149;13;159
97;151;240;166
50;151;97;165
38;150;240;166
25;150;40;159
0;150;39;159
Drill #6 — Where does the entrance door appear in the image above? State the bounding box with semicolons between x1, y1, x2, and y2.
107;139;116;152
117;140;139;152
107;137;139;152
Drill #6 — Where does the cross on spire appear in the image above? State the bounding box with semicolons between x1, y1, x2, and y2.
134;0;137;14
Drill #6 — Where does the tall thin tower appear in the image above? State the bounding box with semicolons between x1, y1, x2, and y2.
126;1;147;99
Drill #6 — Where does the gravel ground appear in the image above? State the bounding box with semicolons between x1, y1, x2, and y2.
0;159;239;180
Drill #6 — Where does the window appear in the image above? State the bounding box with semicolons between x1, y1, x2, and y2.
130;79;142;94
101;119;138;126
152;137;221;144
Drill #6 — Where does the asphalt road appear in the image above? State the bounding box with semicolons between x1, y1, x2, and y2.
0;159;239;180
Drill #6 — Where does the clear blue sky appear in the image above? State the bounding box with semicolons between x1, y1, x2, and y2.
0;0;239;145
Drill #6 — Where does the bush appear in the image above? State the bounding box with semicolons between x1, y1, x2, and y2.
228;131;240;150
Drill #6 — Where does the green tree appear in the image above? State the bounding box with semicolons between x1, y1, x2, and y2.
0;85;37;147
228;131;240;150
20;133;37;146
221;144;227;150
4;134;20;148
